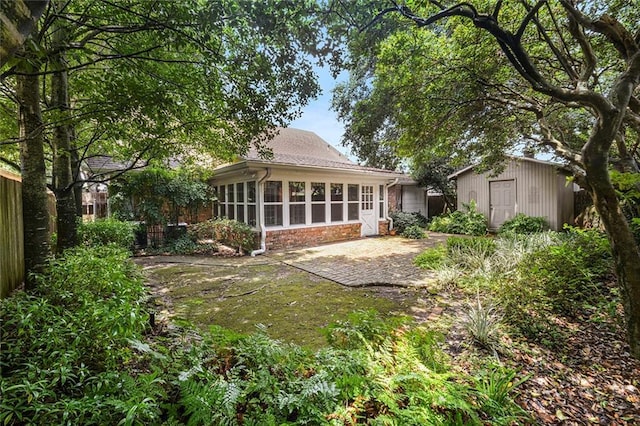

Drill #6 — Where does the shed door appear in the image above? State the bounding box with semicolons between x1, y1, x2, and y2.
489;180;515;229
360;185;377;236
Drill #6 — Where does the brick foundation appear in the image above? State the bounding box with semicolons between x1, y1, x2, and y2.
378;220;390;235
266;223;361;250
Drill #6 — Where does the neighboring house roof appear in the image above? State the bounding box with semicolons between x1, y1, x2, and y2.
84;155;131;174
448;156;572;179
215;127;405;178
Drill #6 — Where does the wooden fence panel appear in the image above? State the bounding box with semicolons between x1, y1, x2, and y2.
0;171;24;298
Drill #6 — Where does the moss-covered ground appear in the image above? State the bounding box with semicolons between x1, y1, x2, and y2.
141;259;436;349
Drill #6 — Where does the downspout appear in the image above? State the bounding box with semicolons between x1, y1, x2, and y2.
250;168;271;257
385;178;399;232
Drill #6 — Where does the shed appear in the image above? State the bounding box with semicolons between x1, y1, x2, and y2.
448;157;576;231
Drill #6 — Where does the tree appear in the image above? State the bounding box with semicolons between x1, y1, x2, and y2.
333;1;640;358
1;0;331;281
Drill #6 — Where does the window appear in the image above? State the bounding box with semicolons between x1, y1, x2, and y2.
289;181;306;225
216;181;257;226
361;185;374;210
348;184;359;220
330;183;343;222
247;181;257;226
265;181;283;226
379;185;385;219
311;182;326;223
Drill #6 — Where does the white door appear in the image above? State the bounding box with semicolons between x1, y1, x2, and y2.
490;180;515;229
360;185;377;236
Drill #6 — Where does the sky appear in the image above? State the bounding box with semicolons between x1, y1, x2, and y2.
289;65;351;158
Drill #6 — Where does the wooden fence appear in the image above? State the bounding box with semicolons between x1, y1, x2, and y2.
0;170;56;298
1;170;24;298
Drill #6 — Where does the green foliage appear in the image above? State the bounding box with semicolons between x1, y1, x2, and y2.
498;213;549;235
188;218;257;253
389;210;428;233
401;224;427;239
429;201;487;236
0;246;157;425
414;244;447;269
322;309;410;350
446;236;496;268
464;299;503;350
110;167;213;226
473;366;530;423
77;218;137;250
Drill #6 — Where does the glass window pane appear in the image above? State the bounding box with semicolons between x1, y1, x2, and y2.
237;183;244;203
237;205;245;223
379;202;385;219
348;184;358;201
311;182;325;201
248;205;256;226
265;205;283;226
265;181;282;203
331;183;343;201
228;206;235;219
219;185;226;202
213;202;219;218
348;203;359;220
228;185;234;203
331;203;343;222
247;181;256;203
379;185;384;201
312;204;325;223
220;204;226;217
290;204;306;225
289;181;305;202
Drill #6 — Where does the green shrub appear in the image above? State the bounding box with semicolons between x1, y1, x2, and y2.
0;246;157;425
495;228;613;342
401;224;427;239
188;218;257;253
447;236;496;257
77;218;137;250
429;201;487;236
498;213;548;235
390;211;428;233
414;244;447;269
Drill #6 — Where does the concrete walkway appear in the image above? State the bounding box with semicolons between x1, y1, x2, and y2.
267;233;449;287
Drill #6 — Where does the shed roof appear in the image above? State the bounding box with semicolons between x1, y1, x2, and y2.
448;156;572;179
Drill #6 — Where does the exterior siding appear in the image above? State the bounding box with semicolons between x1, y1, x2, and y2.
401;186;428;215
455;159;573;231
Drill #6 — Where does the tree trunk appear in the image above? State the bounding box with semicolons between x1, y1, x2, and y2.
583;134;640;359
51;25;78;251
17;68;50;289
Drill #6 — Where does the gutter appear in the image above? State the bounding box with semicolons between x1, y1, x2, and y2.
250;168;271;257
385;178;399;231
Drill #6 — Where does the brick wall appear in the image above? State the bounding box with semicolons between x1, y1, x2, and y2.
266;223;361;250
378;220;390;235
388;186;400;211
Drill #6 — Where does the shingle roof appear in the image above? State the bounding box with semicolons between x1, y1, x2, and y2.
240;128;400;175
245;128;352;165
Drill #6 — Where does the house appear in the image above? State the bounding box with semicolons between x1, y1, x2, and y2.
388;177;447;218
210;128;405;252
448;156;576;231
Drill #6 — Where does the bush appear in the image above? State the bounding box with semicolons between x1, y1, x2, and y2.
496;228;613;342
429;201;487;236
414;244;447;269
188;218;257;253
389;211;428;233
401;224;427;239
498;213;548;235
0;246;157;425
77;218;137;250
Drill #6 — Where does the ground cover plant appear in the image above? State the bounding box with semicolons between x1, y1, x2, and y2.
414;228;640;423
1;243;528;425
